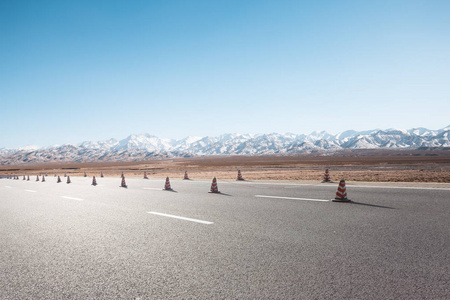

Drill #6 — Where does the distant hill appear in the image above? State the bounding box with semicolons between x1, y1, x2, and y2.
1;126;450;165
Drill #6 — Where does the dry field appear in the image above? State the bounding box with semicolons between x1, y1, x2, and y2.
2;150;450;184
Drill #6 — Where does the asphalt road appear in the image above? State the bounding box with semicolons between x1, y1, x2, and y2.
1;176;449;299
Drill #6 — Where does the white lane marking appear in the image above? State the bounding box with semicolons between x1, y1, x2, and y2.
25;190;37;193
143;188;162;190
225;181;450;191
255;195;329;202
237;181;450;191
346;185;450;191
147;212;214;225
61;196;83;201
4;186;12;188
228;181;311;186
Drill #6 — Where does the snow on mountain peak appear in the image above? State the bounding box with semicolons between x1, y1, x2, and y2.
2;126;450;164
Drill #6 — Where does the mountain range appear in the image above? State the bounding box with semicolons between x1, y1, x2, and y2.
1;126;450;165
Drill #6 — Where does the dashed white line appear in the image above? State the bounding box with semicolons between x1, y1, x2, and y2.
61;196;84;201
25;190;37;193
143;188;163;190
147;211;214;225
255;195;329;202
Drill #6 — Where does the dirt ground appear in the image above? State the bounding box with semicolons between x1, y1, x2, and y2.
2;150;450;184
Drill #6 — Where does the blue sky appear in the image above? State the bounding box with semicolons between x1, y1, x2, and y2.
1;0;449;148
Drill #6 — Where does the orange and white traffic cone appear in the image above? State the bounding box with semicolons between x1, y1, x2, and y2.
120;177;127;188
64;172;67;177
57;176;61;183
144;172;148;179
67;176;71;184
322;169;331;183
183;171;189;180
101;171;104;178
332;180;351;202
42;175;45;182
92;176;97;186
23;175;26;180
209;177;220;193
36;175;39;182
163;177;172;190
27;175;30;181
237;170;244;181
84;172;87;177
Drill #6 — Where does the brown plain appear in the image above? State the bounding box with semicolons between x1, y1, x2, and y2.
2;149;450;184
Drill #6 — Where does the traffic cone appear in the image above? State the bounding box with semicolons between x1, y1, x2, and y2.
42;175;45;182
144;172;148;179
237;170;244;181
163;177;172;190
67;176;71;184
23;175;26;180
84;172;87;177
209;177;220;193
27;175;30;181
92;176;97;186
322;169;331;183
120;177;127;188
183;171;189;180
64;172;67;177
36;175;39;181
332;180;351;202
101;171;104;178
45;172;48;177
121;172;124;178
57;176;61;183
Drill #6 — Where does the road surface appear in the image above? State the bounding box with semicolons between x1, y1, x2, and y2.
1;176;449;299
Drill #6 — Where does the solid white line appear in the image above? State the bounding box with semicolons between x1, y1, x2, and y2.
346;185;450;191
147;211;214;225
255;195;329;202
25;190;37;193
215;180;450;191
229;181;311;186
143;188;163;190
61;196;83;201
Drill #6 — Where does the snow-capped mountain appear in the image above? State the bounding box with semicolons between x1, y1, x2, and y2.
1;126;449;165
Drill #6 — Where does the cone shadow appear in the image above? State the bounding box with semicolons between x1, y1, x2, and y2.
350;201;395;209
209;192;232;196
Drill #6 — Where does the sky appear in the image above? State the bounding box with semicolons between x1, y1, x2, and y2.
1;0;449;148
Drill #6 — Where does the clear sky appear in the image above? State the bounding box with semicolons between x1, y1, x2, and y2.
1;0;449;148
